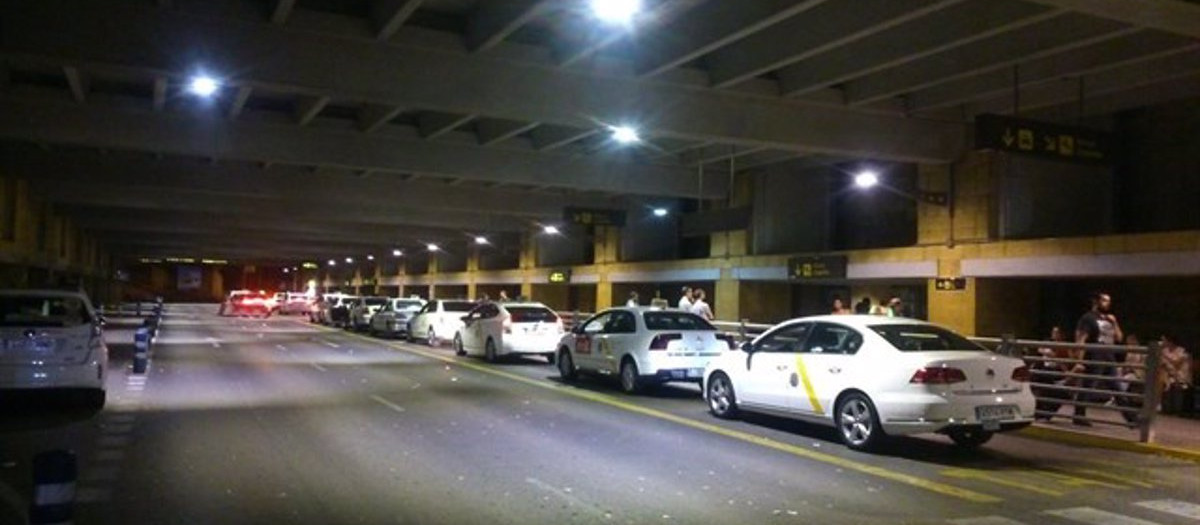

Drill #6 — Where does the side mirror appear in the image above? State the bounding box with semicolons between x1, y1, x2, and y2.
460;315;472;323
572;324;585;335
740;341;753;353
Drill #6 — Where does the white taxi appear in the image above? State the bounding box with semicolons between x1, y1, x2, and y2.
454;302;563;363
406;299;476;346
0;290;108;408
556;307;734;394
703;316;1034;450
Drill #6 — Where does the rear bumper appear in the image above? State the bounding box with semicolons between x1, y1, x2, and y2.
0;361;106;391
878;390;1037;435
501;336;559;355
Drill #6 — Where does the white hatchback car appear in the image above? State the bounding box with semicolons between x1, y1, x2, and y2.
368;298;426;338
454;302;563;363
348;296;389;331
406;299;476;346
556;307;734;393
703;316;1035;451
0;290;108;408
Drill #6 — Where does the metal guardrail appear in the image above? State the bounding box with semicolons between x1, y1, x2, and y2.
560;310;1168;443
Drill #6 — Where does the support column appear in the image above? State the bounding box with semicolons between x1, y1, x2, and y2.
595;279;613;310
519;231;535;300
467;246;480;300
593;226;620;264
715;268;741;322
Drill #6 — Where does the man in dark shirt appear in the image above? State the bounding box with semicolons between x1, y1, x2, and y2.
1073;292;1124;426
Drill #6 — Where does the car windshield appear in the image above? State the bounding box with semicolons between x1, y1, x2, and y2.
396;300;424;311
0;295;91;327
444;301;475;312
869;324;985;352
506;306;557;323
643;311;715;331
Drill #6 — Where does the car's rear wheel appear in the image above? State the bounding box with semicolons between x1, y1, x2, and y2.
947;428;994;448
706;372;739;419
836;392;885;451
618;358;641;394
558;349;576;381
427;328;438;347
454;334;466;356
485;339;498;363
80;389;106;411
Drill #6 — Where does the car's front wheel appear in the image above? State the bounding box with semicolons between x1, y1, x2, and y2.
706;372;739;419
947;428;994;448
618;359;641;394
427;328;438;347
836;392;885;451
454;334;466;356
485;339;498;363
558;349;576;381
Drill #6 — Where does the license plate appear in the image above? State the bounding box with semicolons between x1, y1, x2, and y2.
975;405;1017;422
2;339;28;351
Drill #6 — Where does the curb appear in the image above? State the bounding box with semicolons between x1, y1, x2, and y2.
1018;425;1200;463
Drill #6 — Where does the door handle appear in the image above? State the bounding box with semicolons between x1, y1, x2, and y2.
776;365;788;371
829;367;841;374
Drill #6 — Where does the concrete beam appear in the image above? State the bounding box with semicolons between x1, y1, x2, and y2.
418;112;476;140
371;0;424;41
475;118;539;146
358;103;404;133
152;75;167;111
228;85;252;120
0;97;721;198
530;126;600;151
633;0;829;78
466;0;553;53
706;0;962;89
270;0;296;25
62;66;87;103
679;144;766;166
294;95;330;126
777;1;1057;98
1026;71;1200;120
0;1;964;162
1023;0;1200;39
844;14;1133;106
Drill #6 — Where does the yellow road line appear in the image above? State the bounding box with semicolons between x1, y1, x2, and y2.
942;469;1065;497
305;322;1002;504
794;355;824;415
1061;467;1154;489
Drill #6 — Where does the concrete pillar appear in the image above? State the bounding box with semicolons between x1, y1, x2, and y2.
210;267;224;299
715;269;741;322
918;153;997;247
467;246;479;299
595;279;613;310
593;226;620;264
520;231;535;300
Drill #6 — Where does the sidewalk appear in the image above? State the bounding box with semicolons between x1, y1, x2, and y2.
1019;406;1200;462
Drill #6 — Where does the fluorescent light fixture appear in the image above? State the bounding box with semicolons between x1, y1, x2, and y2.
283;268;290;274
327;259;337;266
652;208;669;217
610;125;640;144
854;171;879;189
474;236;489;245
188;75;219;97
392;249;403;257
590;0;641;24
366;255;375;261
345;257;354;263
427;243;439;252
543;225;560;235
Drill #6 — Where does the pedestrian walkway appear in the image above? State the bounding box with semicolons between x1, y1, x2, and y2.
1021;405;1200;461
950;498;1200;524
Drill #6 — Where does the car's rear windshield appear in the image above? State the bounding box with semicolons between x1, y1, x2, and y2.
396;300;424;311
869;324;985;352
444;301;475;312
364;297;387;306
506;306;558;323
643;311;715;331
0;296;91;327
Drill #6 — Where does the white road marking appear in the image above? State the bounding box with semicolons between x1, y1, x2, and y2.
525;477;609;519
320;340;341;349
1045;507;1160;525
275;344;287;351
1136;500;1200;520
309;363;327;372
948;517;1027;525
369;395;406;413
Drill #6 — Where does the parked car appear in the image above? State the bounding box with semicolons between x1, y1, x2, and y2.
0;289;107;408
556;307;733;393
348;296;389;331
326;295;359;328
280;292;314;315
219;290;271;317
454;302;563;363
369;297;426;338
703;315;1035;451
406;299;476;346
309;293;345;324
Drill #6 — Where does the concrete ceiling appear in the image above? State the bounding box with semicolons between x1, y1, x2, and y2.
0;0;1197;264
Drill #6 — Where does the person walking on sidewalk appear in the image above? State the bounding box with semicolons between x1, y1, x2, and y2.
1073;291;1124;426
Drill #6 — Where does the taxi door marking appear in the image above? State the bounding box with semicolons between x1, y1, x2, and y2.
794;354;824;415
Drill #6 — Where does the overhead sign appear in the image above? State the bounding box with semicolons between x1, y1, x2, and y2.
564;207;626;227
934;277;967;291
974;113;1113;164
548;269;571;284
788;256;847;280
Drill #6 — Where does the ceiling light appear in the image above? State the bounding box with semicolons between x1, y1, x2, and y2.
367;255;375;261
392;249;403;257
283;268;290;274
652;208;668;217
427;243;439;252
543;225;560;235
327;259;337;266
590;0;641;24
610;125;640;144
345;257;354;263
475;236;489;245
188;75;219;97
854;171;879;189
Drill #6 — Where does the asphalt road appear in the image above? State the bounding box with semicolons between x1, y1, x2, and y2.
2;305;1197;524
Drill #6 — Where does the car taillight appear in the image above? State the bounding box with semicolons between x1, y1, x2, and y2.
649;333;682;351
715;334;737;350
1011;366;1031;382
503;315;512;334
909;367;967;384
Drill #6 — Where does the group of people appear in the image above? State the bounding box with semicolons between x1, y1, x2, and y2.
624;286;714;320
830;296;905;317
1030;292;1194;424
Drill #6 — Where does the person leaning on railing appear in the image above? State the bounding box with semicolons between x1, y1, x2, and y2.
1031;326;1075;421
1159;334;1193;414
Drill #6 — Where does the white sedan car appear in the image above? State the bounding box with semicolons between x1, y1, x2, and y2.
406;299;476;346
0;290;108;408
348;296;389;331
454;302;563;363
368;298;426;338
556;307;734;393
703;315;1034;451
